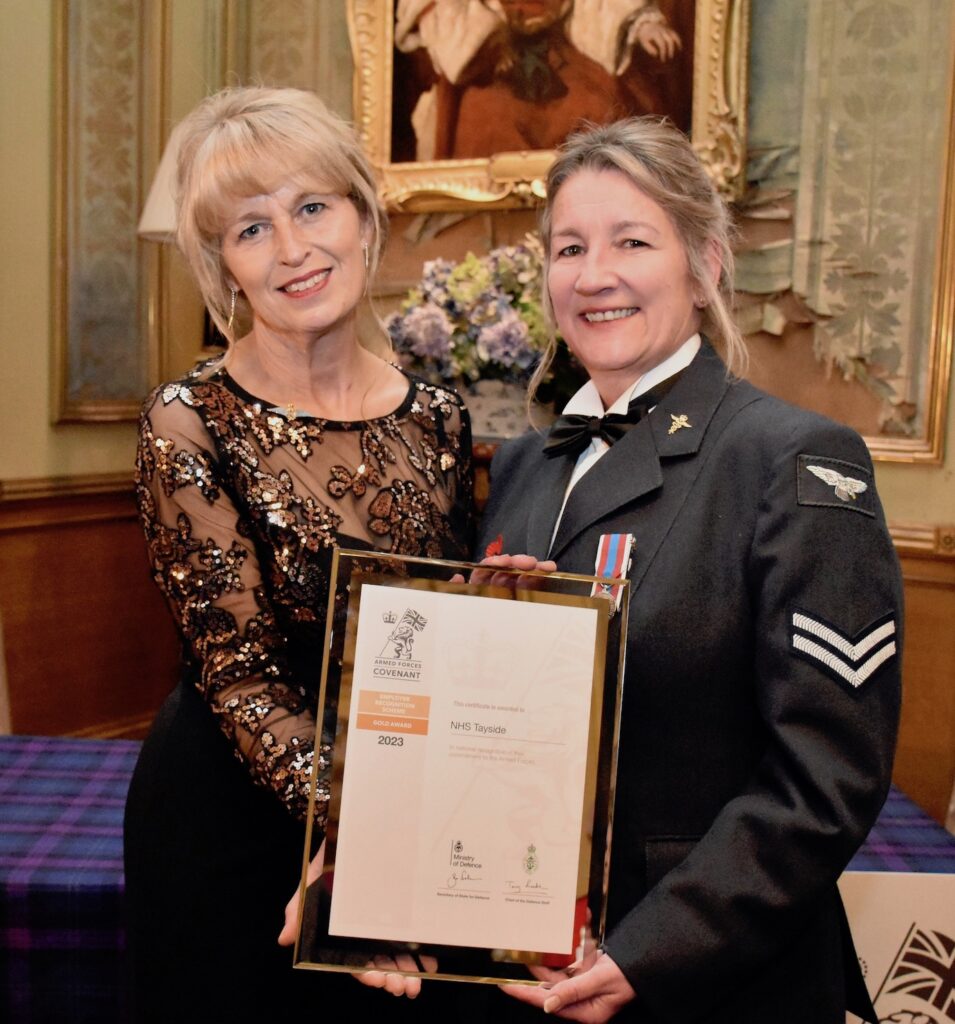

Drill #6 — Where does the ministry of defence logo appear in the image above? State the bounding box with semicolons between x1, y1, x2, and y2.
523;843;538;876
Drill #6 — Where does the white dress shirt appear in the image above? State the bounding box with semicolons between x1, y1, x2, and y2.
550;334;701;549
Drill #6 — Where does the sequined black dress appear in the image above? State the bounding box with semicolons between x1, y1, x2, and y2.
124;364;474;1022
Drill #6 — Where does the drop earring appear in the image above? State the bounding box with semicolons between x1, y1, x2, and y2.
227;289;237;332
362;241;369;272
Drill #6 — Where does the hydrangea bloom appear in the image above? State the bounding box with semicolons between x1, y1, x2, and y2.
388;303;454;361
389;236;550;382
477;308;534;370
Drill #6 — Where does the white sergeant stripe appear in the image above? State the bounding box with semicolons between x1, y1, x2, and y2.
793;635;897;688
792;613;895;661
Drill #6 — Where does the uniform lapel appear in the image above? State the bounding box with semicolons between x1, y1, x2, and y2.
548;344;734;573
549;421;661;559
524;453;575;559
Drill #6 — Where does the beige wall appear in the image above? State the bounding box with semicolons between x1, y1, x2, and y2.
0;0;209;486
0;1;134;481
877;390;955;523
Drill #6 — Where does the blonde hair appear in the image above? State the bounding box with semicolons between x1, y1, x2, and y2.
174;86;387;360
529;117;745;403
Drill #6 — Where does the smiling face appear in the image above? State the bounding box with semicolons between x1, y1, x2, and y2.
547;167;707;407
220;181;370;348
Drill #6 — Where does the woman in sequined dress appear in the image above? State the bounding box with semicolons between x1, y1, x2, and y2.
123;87;474;1022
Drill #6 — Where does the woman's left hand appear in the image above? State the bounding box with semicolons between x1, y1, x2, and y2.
277;841;324;946
500;949;636;1023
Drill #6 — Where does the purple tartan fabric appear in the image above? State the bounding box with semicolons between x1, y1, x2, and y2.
0;735;140;1023
849;784;955;872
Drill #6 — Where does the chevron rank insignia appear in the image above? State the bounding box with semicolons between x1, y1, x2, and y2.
797;454;875;517
790;609;897;690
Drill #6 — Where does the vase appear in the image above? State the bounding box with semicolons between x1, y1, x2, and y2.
463;379;555;440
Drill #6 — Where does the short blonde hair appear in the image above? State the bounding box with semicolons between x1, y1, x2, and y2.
174;86;386;355
530;117;745;402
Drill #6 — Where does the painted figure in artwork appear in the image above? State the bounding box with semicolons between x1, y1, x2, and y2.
394;0;690;161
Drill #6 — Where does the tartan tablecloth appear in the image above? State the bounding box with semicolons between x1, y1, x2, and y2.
1;733;953;1022
0;735;140;1023
849;784;955;872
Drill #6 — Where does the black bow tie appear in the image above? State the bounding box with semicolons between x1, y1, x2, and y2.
543;370;685;460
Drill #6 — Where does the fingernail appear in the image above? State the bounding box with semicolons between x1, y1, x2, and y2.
543;995;561;1014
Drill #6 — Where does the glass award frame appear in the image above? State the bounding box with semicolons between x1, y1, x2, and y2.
293;549;628;985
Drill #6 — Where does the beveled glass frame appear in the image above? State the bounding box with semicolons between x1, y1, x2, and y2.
293;550;628;984
348;0;750;211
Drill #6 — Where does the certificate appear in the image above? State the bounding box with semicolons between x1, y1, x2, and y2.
294;551;627;984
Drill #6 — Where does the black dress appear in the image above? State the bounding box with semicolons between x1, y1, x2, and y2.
124;364;474;1022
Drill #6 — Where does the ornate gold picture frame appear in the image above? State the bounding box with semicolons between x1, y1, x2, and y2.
348;0;749;211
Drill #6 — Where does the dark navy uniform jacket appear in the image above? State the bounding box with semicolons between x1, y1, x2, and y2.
478;343;902;1024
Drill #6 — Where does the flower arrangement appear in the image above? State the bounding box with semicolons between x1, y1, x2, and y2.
386;235;583;405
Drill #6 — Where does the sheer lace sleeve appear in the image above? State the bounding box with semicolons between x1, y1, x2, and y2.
135;386;329;824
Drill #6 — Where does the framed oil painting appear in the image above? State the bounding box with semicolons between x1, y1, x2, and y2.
348;0;750;211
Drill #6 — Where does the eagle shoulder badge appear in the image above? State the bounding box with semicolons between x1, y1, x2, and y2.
797;454;876;517
806;464;867;501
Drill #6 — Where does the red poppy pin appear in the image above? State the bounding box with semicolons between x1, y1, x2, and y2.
485;534;504;557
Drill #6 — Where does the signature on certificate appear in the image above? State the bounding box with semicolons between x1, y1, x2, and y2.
505;879;545;892
447;869;483;888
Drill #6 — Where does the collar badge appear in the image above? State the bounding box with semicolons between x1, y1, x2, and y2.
668;413;691;435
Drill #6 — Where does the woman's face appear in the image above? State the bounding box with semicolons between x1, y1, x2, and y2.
547;168;707;405
220;181;369;346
